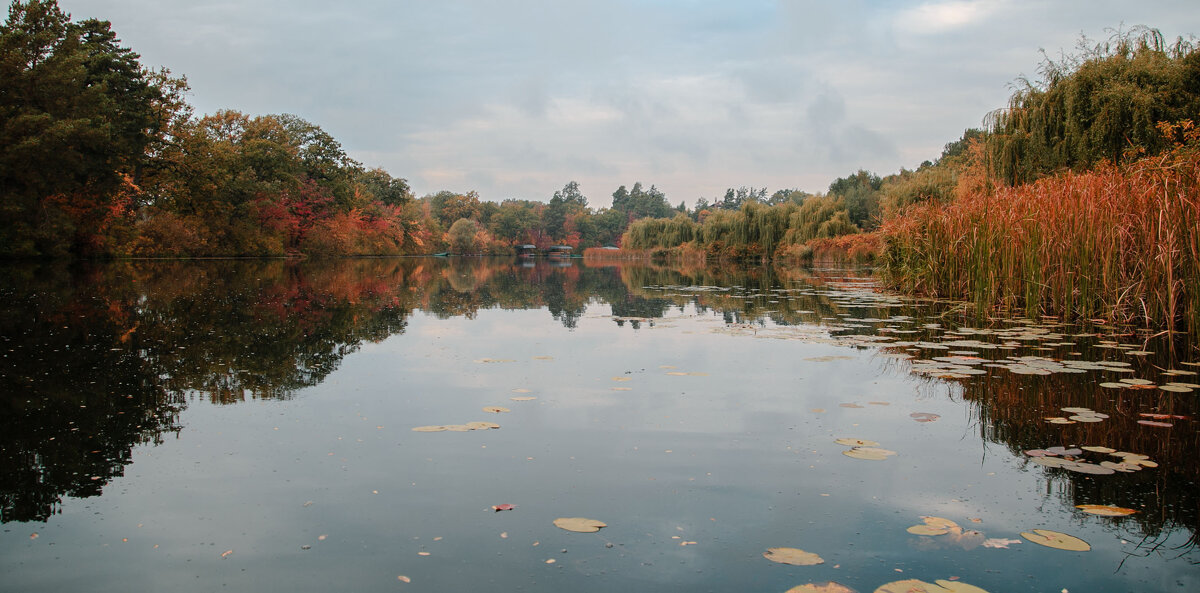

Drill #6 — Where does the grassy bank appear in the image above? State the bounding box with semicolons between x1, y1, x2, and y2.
879;138;1200;333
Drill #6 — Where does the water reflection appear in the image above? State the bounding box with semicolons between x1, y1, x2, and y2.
0;257;1196;575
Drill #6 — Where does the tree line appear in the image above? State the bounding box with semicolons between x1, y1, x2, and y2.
0;1;824;259
4;4;1197;263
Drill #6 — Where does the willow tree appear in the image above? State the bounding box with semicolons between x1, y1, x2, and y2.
986;27;1200;185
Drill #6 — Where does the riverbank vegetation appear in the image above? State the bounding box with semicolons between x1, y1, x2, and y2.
3;3;1199;331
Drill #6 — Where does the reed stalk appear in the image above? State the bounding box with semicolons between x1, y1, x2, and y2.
880;144;1200;335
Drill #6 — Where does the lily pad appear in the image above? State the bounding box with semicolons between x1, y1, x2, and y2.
1076;504;1137;516
875;579;990;593
1099;461;1141;472
763;547;824;566
1045;446;1082;456
553;517;606;533
843;447;897;460
1060;461;1116;475
482;406;511;414
1081;446;1116;453
510;396;537;401
910;412;941;422
1020;529;1090;551
1159;385;1194;393
907;524;953;536
411;425;447;432
835;438;880;447
785;583;856;593
1138;420;1173;427
907;516;961;535
1030;456;1070;468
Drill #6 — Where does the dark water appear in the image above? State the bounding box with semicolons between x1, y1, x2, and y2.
1;257;1197;592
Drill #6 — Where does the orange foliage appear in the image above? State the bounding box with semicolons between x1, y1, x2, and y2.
880;132;1200;331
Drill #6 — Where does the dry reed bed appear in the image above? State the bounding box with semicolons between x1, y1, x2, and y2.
880;149;1200;333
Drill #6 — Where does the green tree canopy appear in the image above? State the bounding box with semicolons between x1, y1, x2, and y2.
0;0;163;255
986;27;1200;185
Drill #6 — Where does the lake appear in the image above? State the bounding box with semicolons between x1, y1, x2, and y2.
1;257;1197;592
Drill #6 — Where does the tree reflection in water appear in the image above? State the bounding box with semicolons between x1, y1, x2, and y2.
0;257;1195;563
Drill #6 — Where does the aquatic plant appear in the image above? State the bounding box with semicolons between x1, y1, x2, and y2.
881;131;1200;334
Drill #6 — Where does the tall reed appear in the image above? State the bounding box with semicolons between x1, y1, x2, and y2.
880;140;1200;334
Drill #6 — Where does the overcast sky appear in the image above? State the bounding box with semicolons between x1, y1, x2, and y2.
58;0;1200;208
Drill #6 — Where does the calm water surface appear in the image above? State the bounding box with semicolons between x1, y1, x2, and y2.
1;258;1197;592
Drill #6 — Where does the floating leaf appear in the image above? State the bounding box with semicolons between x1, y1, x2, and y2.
1020;529;1090;551
1061;460;1115;475
907;525;951;536
835;438;880;447
843;447;897;460
910;412;941;422
1138;420;1173;427
1081;446;1116;453
412;425;447;432
1045;446;1082;456
553;517;606;533
921;516;961;531
1099;461;1141;472
1159;385;1194;393
1076;504;1137;516
510;396;537;401
1098;382;1127;389
1120;378;1154;386
511;388;532;393
1030;456;1070;468
875;579;990;593
611;377;631;382
492;503;516;512
763;547;824;566
482;406;510;414
786;583;856;593
397;575;411;583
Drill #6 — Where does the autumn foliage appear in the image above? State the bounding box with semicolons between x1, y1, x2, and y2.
881;123;1200;332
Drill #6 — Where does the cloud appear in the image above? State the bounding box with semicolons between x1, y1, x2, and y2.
57;0;1200;204
895;0;1002;35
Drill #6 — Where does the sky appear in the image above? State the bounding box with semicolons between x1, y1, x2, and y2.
56;0;1200;208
